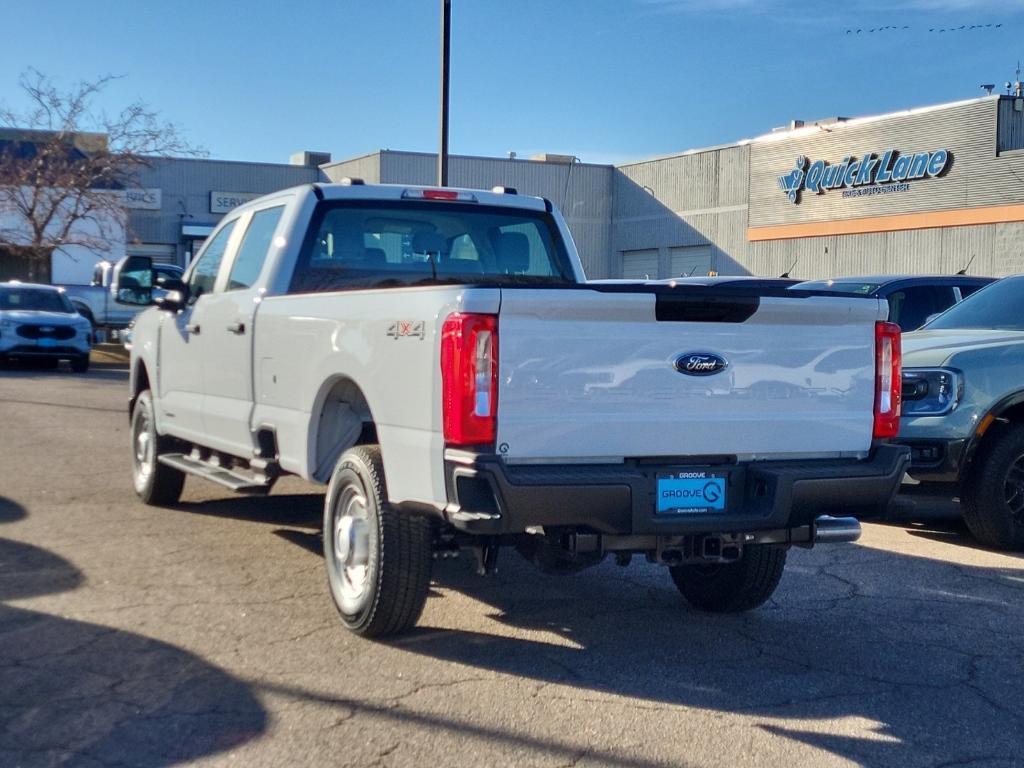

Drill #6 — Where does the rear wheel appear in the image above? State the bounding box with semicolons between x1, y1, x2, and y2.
131;390;185;505
669;545;787;613
962;425;1024;549
323;445;432;638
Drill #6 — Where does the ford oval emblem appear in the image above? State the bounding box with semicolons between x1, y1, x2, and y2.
674;352;729;376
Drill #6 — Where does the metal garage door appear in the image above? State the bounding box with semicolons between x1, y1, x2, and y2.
621;249;660;279
669;245;713;278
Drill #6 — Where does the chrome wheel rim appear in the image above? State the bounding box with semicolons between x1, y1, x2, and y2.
1004;452;1024;522
132;406;153;485
331;485;372;613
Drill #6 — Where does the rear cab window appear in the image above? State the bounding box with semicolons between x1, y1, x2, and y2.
287;201;575;294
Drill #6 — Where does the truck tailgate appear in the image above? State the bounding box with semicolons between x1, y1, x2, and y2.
496;288;886;462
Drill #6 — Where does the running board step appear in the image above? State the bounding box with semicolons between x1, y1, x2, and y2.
158;453;272;494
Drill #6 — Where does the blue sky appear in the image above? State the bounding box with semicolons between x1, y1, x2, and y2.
1;0;1022;165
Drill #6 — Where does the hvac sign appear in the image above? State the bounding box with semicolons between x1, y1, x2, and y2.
778;149;951;204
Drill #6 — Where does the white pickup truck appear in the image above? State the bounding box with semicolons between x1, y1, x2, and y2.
118;181;909;637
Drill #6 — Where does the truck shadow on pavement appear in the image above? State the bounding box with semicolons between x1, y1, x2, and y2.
167;492;1024;765
0;496;267;767
176;492;324;530
393;540;1024;766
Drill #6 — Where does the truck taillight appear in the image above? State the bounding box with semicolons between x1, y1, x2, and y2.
441;313;498;447
874;321;903;439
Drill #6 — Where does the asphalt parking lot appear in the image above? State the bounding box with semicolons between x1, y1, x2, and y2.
1;364;1023;768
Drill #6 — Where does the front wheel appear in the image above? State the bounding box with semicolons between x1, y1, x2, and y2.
323;445;433;638
669;545;787;613
131;390;185;506
962;425;1024;549
70;355;90;373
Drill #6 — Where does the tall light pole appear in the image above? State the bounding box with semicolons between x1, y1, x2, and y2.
438;0;451;186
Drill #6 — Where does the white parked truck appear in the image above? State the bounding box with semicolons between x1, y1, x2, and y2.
62;259;185;340
119;181;910;637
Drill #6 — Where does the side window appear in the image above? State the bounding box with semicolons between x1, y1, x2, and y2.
958;283;985;299
889;286;956;331
449;234;480;264
227;206;284;291
187;220;236;301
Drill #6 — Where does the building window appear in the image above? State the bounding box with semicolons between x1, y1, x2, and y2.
997;97;1024;154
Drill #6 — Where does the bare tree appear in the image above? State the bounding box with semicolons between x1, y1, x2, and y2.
0;69;203;282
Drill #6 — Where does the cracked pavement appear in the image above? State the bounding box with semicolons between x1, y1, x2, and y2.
1;367;1023;767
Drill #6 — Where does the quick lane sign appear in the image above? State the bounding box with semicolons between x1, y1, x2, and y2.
778;149;951;204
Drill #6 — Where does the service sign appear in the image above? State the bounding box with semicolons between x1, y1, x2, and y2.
120;188;162;210
210;191;261;214
778;149;951;204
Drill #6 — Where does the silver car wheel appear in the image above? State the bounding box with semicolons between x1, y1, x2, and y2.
331;485;372;614
132;404;154;490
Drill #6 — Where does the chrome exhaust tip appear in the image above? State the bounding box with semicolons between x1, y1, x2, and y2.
813;515;862;544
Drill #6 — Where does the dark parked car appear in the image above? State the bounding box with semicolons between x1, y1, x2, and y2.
792;275;995;331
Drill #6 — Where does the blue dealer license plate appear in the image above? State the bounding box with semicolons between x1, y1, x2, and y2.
36;337;56;348
657;473;727;514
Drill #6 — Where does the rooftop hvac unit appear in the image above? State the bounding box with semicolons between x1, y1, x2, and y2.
529;153;577;164
290;150;332;167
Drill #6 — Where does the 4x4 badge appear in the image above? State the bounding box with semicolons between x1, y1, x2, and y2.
386;320;425;340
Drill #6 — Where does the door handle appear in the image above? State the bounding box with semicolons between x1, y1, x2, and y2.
185;323;201;334
226;321;246;335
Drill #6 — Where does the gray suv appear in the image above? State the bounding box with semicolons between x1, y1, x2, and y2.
898;276;1024;548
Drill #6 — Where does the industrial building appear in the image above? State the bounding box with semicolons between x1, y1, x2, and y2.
27;93;1024;283
323;94;1024;281
124;154;322;267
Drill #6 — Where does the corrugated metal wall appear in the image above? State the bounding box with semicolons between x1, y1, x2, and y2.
371;151;614;278
612;145;751;277
321;153;382;184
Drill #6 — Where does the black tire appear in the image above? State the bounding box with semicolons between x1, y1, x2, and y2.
70;355;90;373
36;358;59;370
669;545;787;613
962;424;1024;549
130;390;185;506
323;445;432;638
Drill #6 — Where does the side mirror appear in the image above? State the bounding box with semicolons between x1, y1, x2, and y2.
154;289;187;313
111;255;155;307
923;313;940;327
